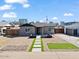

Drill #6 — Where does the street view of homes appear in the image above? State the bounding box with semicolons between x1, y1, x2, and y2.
0;0;79;59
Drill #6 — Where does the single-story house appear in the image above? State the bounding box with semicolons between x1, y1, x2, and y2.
64;23;79;36
19;23;35;36
19;23;58;36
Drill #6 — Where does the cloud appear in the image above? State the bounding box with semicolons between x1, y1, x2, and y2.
23;4;30;8
5;0;30;8
52;17;58;20
5;0;28;4
0;4;12;10
64;13;74;16
3;12;17;18
51;17;59;23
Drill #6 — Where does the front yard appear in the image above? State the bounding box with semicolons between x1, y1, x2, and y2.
0;36;33;51
48;43;79;49
43;34;79;51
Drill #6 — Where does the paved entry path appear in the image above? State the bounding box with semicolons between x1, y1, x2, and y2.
32;35;42;52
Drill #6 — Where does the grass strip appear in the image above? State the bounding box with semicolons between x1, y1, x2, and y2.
28;38;36;52
41;38;44;51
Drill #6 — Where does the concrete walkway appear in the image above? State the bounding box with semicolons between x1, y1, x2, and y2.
32;36;42;52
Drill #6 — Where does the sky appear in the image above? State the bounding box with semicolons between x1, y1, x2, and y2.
0;0;79;22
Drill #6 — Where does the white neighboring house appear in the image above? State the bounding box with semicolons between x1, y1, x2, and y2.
0;22;12;35
64;23;79;36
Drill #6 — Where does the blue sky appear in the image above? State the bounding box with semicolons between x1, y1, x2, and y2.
0;0;79;22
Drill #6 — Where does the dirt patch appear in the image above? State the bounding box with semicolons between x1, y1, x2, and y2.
0;36;33;52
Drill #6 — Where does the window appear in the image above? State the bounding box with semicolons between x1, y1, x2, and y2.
48;28;51;31
28;28;30;31
3;29;6;33
25;28;30;32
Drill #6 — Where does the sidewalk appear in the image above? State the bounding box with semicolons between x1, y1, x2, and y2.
0;51;79;59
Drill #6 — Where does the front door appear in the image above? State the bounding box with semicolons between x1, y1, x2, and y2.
36;27;41;35
74;29;77;36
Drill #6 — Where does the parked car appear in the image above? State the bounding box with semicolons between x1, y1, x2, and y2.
42;34;52;38
29;34;36;38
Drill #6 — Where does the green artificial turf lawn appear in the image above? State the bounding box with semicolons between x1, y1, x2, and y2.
48;43;79;49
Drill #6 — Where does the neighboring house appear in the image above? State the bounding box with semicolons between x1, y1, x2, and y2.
54;25;64;33
0;22;13;35
5;26;20;36
19;23;58;36
60;22;78;26
64;23;79;36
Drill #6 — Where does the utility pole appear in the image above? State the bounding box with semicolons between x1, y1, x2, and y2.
46;16;48;23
